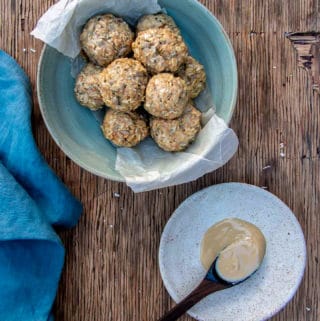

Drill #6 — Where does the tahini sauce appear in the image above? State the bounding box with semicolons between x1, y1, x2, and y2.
200;218;266;283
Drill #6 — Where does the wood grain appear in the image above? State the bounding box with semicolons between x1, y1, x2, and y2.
0;0;319;320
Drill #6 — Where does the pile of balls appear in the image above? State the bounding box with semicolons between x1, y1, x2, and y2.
74;13;206;152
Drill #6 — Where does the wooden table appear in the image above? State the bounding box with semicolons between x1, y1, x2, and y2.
1;0;319;320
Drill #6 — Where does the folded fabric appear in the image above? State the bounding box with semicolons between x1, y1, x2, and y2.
0;50;82;320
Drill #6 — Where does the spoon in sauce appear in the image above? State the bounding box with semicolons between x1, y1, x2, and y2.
158;218;266;321
157;257;248;321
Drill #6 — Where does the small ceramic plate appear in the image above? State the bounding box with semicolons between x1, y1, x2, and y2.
159;183;306;321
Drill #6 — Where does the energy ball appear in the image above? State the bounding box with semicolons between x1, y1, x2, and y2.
150;103;202;152
80;14;134;67
132;27;188;74
177;56;206;98
101;109;149;147
99;58;148;112
145;73;188;119
74;63;104;110
136;13;179;33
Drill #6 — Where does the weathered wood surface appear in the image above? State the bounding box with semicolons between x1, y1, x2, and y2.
0;0;319;320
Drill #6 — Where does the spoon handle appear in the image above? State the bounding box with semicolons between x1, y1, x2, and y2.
158;279;229;321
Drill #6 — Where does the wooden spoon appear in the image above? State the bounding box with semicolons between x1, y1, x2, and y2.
158;258;250;321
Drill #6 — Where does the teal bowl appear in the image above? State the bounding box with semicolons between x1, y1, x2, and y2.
37;0;238;182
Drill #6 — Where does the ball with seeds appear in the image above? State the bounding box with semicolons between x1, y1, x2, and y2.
99;58;148;112
177;56;206;98
101;109;149;147
145;73;188;120
150;102;202;152
80;14;134;67
136;13;179;33
132;27;188;74
74;63;104;110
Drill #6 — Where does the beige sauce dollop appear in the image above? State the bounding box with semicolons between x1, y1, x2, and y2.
200;218;266;283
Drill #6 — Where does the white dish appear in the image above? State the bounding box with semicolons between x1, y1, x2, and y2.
159;183;306;321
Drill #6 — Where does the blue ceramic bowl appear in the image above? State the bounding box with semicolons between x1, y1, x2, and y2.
37;0;238;182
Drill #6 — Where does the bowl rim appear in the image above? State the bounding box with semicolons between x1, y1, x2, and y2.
36;1;238;182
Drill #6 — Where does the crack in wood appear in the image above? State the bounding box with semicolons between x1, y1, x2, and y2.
286;32;320;93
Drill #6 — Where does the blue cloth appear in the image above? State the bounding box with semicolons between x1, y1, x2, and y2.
0;50;82;320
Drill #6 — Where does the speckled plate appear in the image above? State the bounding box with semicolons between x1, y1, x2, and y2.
159;183;306;321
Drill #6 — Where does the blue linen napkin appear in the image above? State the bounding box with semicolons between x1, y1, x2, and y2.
0;50;82;320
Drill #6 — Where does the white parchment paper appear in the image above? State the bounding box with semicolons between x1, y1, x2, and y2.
116;115;238;192
116;87;238;192
31;0;239;192
31;0;161;58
